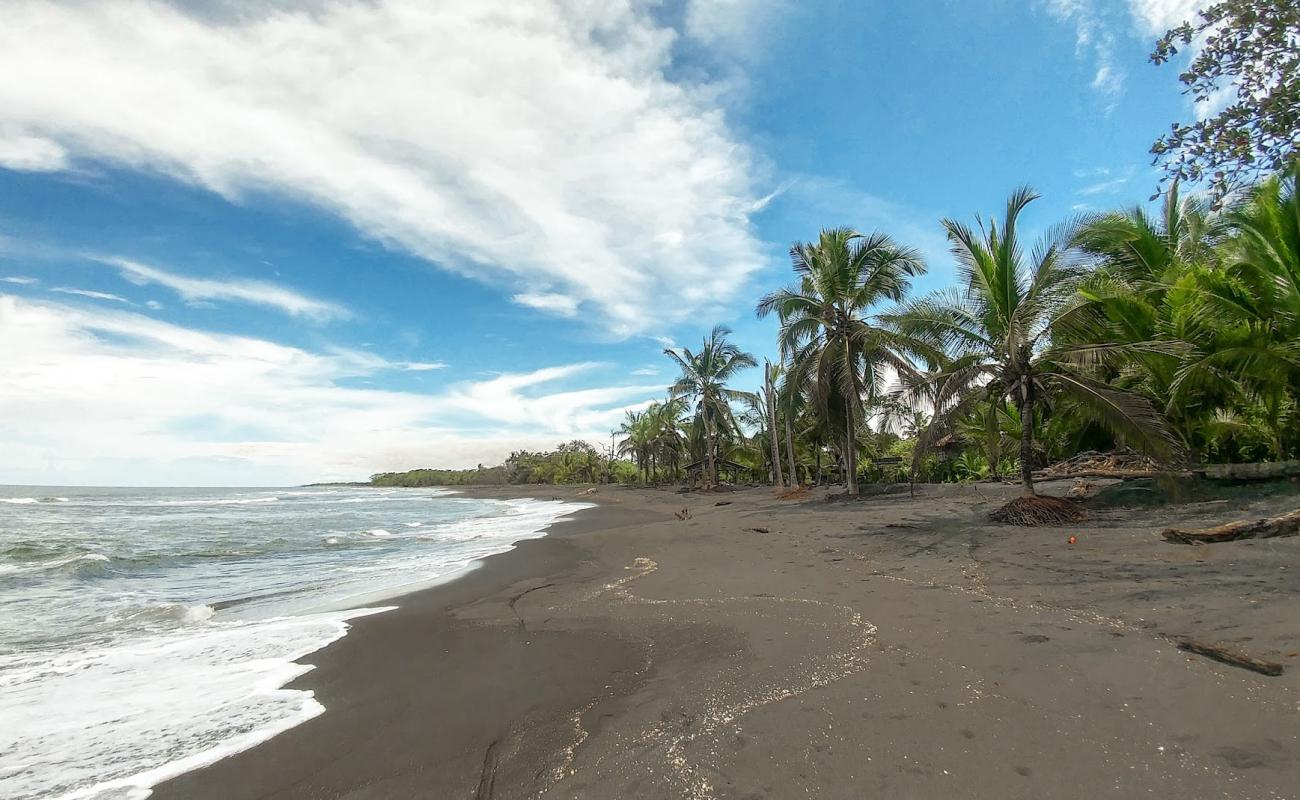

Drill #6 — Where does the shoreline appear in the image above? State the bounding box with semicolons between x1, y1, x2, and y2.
151;484;657;800
154;482;1300;799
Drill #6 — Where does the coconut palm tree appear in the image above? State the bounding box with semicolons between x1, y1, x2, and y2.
1063;183;1225;453
1200;165;1300;457
763;360;786;488
664;326;758;487
885;187;1176;496
757;228;931;496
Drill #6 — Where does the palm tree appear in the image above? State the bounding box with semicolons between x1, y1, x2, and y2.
664;326;758;487
1065;183;1224;454
1207;165;1300;457
886;187;1175;496
647;398;689;480
615;409;651;482
763;360;786;488
757;228;931;496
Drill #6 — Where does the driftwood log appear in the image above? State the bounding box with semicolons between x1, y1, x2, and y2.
1161;509;1300;545
1176;639;1285;676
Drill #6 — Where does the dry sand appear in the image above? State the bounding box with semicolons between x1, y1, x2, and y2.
154;480;1300;799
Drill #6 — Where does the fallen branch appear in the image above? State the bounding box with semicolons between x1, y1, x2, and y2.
744;527;770;534
1161;508;1300;545
1176;639;1284;676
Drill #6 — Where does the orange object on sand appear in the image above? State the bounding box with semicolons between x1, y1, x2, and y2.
1067;535;1077;545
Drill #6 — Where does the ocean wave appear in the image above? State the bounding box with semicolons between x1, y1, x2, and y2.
0;607;393;800
155;496;281;506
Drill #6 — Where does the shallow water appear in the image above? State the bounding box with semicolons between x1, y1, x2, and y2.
0;485;589;799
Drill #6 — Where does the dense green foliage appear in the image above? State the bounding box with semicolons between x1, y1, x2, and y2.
372;441;638;487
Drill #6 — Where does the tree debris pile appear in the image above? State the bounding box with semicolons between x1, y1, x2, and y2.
990;495;1088;526
1036;449;1164;480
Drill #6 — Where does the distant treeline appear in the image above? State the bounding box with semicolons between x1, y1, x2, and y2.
370;466;508;486
370;440;641;487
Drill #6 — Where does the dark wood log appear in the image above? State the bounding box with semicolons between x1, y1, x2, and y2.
1176;639;1285;676
1161;508;1300;545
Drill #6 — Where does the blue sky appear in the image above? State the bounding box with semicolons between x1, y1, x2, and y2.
0;0;1207;485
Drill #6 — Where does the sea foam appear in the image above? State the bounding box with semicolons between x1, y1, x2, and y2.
0;487;589;799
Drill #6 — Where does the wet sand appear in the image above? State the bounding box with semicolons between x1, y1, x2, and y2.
154;481;1300;799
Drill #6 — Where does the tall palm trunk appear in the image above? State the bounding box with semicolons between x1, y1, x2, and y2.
785;414;797;486
1016;379;1036;496
765;370;784;488
704;413;717;488
844;396;858;496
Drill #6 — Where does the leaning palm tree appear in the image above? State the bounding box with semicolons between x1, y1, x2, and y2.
885;187;1176;496
757;228;931;496
664;326;758;487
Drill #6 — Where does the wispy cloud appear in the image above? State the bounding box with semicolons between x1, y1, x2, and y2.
104;258;347;321
1041;0;1127;108
396;361;446;372
0;1;767;337
50;287;131;304
511;292;579;318
0;295;659;484
1077;164;1137;196
2;276;39;285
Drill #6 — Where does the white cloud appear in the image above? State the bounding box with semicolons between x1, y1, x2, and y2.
511;292;580;318
1127;0;1206;35
2;276;39;285
1077;164;1136;196
0;132;68;172
0;0;766;336
1041;0;1126;104
106;257;347;320
630;366;660;376
396;361;446;372
50;287;131;304
0;294;659;485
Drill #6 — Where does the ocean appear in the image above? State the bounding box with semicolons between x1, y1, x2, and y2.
0;485;590;800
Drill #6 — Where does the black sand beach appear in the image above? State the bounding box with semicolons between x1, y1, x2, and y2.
154;482;1300;799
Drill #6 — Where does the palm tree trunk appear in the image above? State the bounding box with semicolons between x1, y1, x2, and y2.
705;415;717;488
768;396;784;489
785;416;797;486
1017;386;1035;496
845;398;858;496
815;448;822;485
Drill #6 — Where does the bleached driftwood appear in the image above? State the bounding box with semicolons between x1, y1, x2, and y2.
1161;508;1300;545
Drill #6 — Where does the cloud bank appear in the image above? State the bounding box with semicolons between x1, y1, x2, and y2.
0;0;766;336
0;294;660;485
